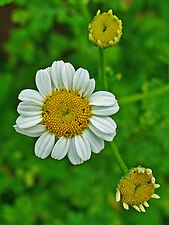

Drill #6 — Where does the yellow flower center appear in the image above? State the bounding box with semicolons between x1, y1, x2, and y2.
89;10;122;48
118;169;154;206
42;89;92;137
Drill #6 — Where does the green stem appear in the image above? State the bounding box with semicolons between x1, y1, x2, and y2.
99;47;107;89
119;84;169;104
111;142;128;174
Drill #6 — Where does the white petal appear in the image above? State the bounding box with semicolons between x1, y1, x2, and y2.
137;167;144;173
90;116;117;134
151;176;156;184
133;205;140;212
44;67;56;90
14;124;45;137
18;89;43;106
143;201;149;207
72;68;89;91
89;91;116;106
78;79;92;97
35;69;52;97
16;115;42;129
51;60;64;89
154;184;160;188
35;131;55;159
75;135;91;161
146;168;152;174
83;128;104;153
44;67;51;75
51;137;70;160
67;137;84;165
139;204;146;212
17;101;41;116
92;101;119;116
151;194;160;199
83;79;95;97
61;62;75;90
116;190;121;202
89;123;116;141
123;203;129;210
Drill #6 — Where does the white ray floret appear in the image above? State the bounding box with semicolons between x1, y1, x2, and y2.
151;176;156;183
146;168;152;174
139;204;146;212
151;194;160;199
133;205;141;212
154;184;160;188
143;201;149;207
116;189;121;202
123;202;129;210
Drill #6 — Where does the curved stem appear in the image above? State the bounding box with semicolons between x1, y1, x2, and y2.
111;142;128;174
119;84;169;104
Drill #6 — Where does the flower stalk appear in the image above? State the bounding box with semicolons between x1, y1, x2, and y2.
99;47;108;89
111;142;128;174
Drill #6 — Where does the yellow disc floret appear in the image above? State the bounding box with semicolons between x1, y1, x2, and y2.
42;89;92;137
88;9;122;48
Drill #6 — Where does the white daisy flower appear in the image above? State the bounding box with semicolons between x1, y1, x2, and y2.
14;60;119;165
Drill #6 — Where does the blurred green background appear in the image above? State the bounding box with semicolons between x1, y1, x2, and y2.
0;0;169;224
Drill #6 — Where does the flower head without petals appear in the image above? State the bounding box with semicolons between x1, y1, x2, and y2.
88;9;122;48
116;166;160;212
14;60;119;165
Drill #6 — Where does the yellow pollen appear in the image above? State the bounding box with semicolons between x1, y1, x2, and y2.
88;10;122;48
42;89;92;137
118;168;155;206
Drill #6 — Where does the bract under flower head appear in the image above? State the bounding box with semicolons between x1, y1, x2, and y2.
116;166;160;212
88;9;122;48
14;60;119;165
